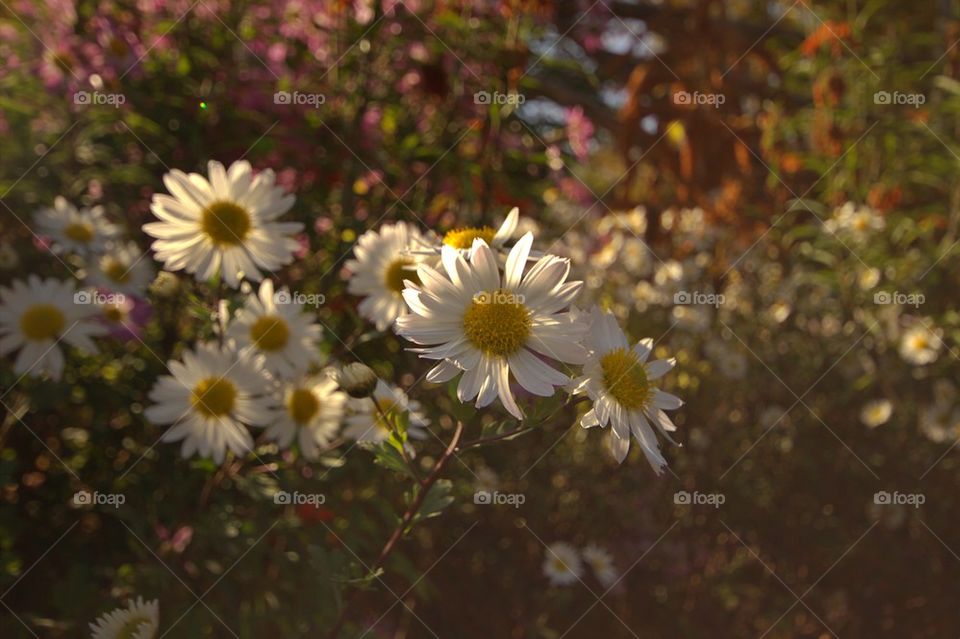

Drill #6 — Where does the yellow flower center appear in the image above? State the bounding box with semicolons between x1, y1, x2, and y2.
116;615;152;639
443;226;496;250
383;258;420;293
64;222;95;244
551;557;571;572
201;200;252;246
250;315;290;352
20;304;66;341
103;305;125;323
600;347;652;411
191;377;237;417
287;388;320;424
103;258;131;283
462;290;531;357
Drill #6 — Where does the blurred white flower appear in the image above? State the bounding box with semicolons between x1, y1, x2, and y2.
35;196;118;255
227;279;322;378
89;597;158;639
543;542;583;586
343;380;428;443
145;342;273;464
87;240;155;296
582;544;617;587
899;322;941;365
0;276;106;380
860;399;892;428
397;234;587;420
346;221;429;331
143;160;302;288
570;307;683;473
824;202;885;236
263;372;346;460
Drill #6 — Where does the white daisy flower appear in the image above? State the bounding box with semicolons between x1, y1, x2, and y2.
143;160;303;289
570;306;683;473
34;196;118;256
144;342;274;464
226;279;323;378
582;544;617;588
860;399;892;428
396;233;587;419
345;221;430;331
416;206;520;257
899;322;941;365
543;541;584;586
86;240;155;296
263;372;346;460
343;380;429;443
0;276;106;380
824;201;885;236
89;597;159;639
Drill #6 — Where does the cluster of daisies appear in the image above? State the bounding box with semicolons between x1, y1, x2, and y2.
0;196;155;380
543;541;617;588
347;209;685;472
139;161;427;462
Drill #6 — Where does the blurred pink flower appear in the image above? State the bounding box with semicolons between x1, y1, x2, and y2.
566;106;594;162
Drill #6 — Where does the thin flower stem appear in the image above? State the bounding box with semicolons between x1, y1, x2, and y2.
327;421;464;638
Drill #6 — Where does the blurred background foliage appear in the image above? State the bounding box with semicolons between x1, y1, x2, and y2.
2;0;960;636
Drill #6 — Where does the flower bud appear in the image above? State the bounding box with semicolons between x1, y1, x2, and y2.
337;362;378;398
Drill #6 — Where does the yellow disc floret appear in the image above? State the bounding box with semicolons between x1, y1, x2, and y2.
600;347;652;410
201;200;251;245
20;304;66;341
443;226;496;250
250;315;290;352
287;388;320;424
192;377;237;417
383;258;420;293
64;222;95;244
462;290;531;357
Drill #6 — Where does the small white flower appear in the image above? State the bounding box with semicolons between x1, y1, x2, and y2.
418;206;520;258
87;240;155;295
570;306;683;473
824;202;884;236
144;342;274;464
0;276;106;380
263;372;346;460
35;196;118;255
582;544;617;588
543;541;583;586
337;362;379;398
89;597;159;639
345;221;430;331
860;399;892;428
343;380;429;443
226;279;322;378
899;322;941;365
396;233;588;419
143;160;303;288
